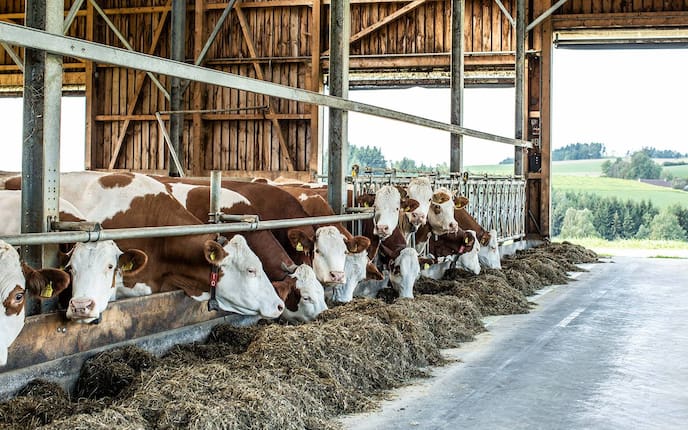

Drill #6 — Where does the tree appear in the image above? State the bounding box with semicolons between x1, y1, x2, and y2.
348;144;387;171
648;209;687;241
559;208;600;238
627;151;662;179
601;157;630;178
552;142;605;161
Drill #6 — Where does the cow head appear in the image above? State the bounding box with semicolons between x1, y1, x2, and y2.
203;235;285;319
389;248;421;299
274;264;327;323
427;188;459;235
457;230;481;275
1;241;69;365
370;186;401;239
405;177;433;227
65;241;148;324
478;229;501;269
311;226;348;285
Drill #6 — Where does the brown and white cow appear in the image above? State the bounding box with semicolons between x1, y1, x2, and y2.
272;264;327;323
427;188;460;235
403;177;434;228
8;172;285;320
453;195;501;269
0;240;70;365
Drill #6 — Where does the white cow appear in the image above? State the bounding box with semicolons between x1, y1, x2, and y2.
311;226;348;285
455;230;481;275
371;185;402;239
389;247;421;299
0;240;70;366
478;229;502;269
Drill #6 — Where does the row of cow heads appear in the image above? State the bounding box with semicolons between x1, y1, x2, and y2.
357;185;420;239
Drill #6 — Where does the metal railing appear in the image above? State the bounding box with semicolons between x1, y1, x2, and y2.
346;170;526;242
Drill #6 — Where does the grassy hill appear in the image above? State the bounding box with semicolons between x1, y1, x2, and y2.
464;159;688;209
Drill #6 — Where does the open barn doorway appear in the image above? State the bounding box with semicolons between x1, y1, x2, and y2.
0;95;86;172
322;86;515;175
550;44;688;251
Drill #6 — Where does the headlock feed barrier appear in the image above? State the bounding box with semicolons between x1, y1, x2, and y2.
346;168;526;242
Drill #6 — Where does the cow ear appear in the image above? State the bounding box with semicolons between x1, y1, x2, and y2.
118;249;148;277
204;240;228;266
287;229;313;253
22;263;70;299
402;198;420;213
394;185;408;199
356;194;374;208
454;195;469;209
365;261;384;281
346;235;371;253
57;243;75;269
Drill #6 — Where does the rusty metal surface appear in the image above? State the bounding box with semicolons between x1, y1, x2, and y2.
3;290;228;372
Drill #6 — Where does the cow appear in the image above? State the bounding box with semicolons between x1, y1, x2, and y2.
453;195;501;269
358;185;403;239
7;172;285;320
421;227;480;278
0;240;70;366
272;264;327;323
427;188;460;235
154;177;350;286
388;247;421;299
403;177;434;228
454;230;482;275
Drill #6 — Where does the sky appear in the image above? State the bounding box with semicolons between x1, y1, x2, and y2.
0;47;686;171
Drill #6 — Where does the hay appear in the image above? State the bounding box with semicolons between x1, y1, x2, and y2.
1;241;597;429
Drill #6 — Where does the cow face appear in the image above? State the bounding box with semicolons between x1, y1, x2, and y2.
427;189;459;235
204;235;285;319
279;265;327;323
478;229;501;269
457;230;481;275
332;249;368;303
1;241;69;366
405;177;433;227
372;186;401;239
65;241;148;323
311;226;348;285
389;248;421;299
419;256;453;280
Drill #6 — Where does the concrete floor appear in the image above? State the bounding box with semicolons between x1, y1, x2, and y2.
341;256;688;430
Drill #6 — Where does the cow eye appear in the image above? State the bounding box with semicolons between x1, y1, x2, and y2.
314;249;320;254
108;264;114;270
302;296;312;302
247;268;257;276
15;292;24;302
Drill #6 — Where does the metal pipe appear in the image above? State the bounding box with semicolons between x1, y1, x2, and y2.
0;21;531;149
514;0;526;176
450;0;465;173
155;112;186;176
209;170;221;223
51;221;101;232
527;0;569;32
88;0;171;101
218;214;260;223
169;0;185;177
494;0;515;27
0;213;376;246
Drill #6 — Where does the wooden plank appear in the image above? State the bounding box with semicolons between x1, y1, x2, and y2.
235;2;295;171
308;0;322;174
551;11;688;29
192;0;204;175
482;0;492;51
84;0;95;170
107;0;172;170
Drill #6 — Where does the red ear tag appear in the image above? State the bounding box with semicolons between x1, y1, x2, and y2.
210;271;219;287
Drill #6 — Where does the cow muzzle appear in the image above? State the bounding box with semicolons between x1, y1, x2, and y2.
66;297;99;321
327;271;346;285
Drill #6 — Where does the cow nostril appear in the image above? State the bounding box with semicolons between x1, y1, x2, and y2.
277;303;284;312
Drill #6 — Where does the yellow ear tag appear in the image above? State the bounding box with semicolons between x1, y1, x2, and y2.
363;202;369;208
465;236;470;244
296;242;304;252
404;206;410;212
40;282;53;299
424;263;430;270
122;261;134;272
209;251;216;261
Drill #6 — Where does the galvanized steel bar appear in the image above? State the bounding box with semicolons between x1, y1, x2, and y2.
0;21;531;149
209;170;222;223
0;213;375;246
450;0;465;173
514;0;526;176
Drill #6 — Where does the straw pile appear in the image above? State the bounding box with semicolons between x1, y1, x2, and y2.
0;242;597;429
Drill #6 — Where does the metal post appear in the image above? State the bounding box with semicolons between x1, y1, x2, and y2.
328;0;350;215
169;0;186;177
514;0;526;177
21;0;63;315
450;0;465;173
209;171;222;223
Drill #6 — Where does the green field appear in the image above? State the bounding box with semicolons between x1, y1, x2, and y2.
663;163;688;178
464;159;688;209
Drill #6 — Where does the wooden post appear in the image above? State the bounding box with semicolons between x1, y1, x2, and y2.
328;0;350;214
169;0;186;176
450;0;465;173
308;0;323;175
514;0;526;177
192;0;205;176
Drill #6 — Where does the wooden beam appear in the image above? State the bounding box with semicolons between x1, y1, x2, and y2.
552;12;688;30
95;113;310;121
323;0;428;55
84;0;95;170
192;0;205;176
309;0;323;174
108;1;171;170
234;2;295;171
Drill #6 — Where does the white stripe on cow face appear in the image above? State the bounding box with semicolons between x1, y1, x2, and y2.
373;186;401;239
66;241;123;323
312;226;348;285
281;264;327;323
0;241;27;366
406;177;433;227
211;235;285;319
